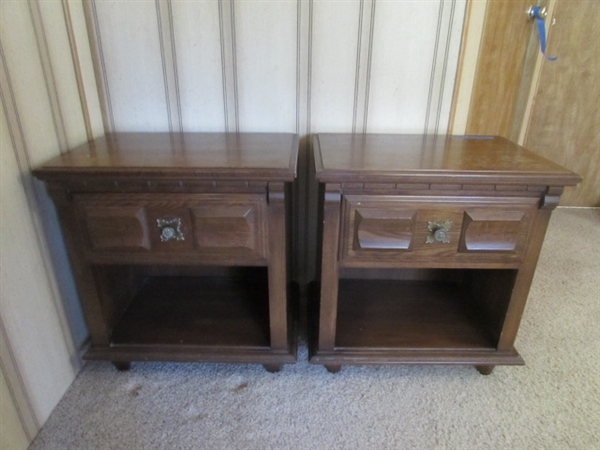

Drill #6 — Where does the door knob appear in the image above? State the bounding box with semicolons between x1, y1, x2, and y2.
528;5;547;20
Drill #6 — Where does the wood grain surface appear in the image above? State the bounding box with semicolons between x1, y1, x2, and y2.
33;132;299;181
524;1;600;206
465;0;534;137
313;134;580;186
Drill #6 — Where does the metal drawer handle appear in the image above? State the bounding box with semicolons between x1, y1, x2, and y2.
157;217;185;242
426;221;453;244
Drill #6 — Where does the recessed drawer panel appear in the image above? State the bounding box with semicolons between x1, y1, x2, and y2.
340;195;538;267
355;208;417;250
75;193;267;264
459;210;527;252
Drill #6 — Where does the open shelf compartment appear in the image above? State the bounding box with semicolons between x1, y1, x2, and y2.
335;268;518;353
84;266;280;362
112;274;270;348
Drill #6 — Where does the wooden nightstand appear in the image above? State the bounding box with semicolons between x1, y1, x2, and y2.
34;132;298;372
309;134;580;374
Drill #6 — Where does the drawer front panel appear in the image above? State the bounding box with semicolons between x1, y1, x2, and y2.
75;193;267;263
340;195;538;266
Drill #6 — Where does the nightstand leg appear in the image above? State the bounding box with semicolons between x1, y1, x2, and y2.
475;365;495;375
263;364;281;373
112;361;131;371
325;365;342;374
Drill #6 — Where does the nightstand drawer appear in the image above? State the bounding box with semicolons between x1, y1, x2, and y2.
75;193;268;264
340;195;539;267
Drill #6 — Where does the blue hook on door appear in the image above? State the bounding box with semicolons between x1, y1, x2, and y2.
528;5;558;61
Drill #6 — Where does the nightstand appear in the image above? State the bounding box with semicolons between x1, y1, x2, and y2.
34;132;298;372
309;134;580;374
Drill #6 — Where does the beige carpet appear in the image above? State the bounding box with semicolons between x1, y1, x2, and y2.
29;208;600;450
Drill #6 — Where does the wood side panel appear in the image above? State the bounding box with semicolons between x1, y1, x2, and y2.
46;187;110;346
267;182;289;351
317;186;342;351
497;209;552;351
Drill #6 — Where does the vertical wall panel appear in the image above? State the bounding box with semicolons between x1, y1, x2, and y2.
171;1;225;132
424;0;466;134
0;0;100;433
235;2;297;132
65;0;105;140
353;0;377;133
450;0;489;135
0;100;75;427
155;0;182;133
92;0;168;131
311;1;361;132
367;1;440;133
37;1;87;148
0;366;30;449
1;1;87;353
0;4;60;166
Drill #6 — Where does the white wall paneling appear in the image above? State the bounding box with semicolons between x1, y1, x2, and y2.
28;1;69;153
449;0;488;135
218;0;240;132
310;1;361;132
0;0;87;355
368;0;466;134
87;0;170;131
0;320;37;443
61;0;105;141
156;0;183;133
0;0;102;437
38;0;104;145
424;0;466;134
352;0;377;134
0;69;76;426
172;0;225;132
235;1;297;132
83;0;466;136
1;4;62;167
1;0;89;355
0;360;30;449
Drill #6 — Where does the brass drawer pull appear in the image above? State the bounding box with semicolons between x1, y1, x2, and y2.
157;217;185;242
426;221;452;244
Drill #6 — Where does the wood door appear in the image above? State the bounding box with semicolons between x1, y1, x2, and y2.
522;2;599;206
465;1;599;206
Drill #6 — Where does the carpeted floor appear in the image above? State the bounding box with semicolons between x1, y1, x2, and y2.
30;208;600;450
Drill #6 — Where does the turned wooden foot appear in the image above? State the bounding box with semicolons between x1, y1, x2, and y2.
112;361;131;371
325;365;342;374
475;365;495;375
263;364;281;373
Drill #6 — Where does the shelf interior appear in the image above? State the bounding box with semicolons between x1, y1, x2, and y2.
110;268;271;349
335;269;515;351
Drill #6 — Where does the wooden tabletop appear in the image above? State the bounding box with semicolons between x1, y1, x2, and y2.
33;132;299;181
313;134;581;186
